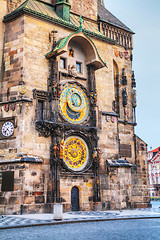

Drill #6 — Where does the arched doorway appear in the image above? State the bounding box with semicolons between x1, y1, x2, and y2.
71;186;79;211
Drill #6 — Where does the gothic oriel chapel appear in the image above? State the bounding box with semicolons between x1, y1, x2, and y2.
0;0;150;214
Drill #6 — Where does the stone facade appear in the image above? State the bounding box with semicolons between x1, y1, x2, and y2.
148;146;160;198
0;162;52;214
0;0;150;214
0;0;7;99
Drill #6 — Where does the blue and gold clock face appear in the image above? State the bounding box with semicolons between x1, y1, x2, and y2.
63;136;89;171
59;84;89;124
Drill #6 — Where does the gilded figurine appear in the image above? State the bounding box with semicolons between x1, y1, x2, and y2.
97;148;101;161
52;82;57;96
93;93;97;103
92;147;98;160
53;143;59;158
59;139;64;159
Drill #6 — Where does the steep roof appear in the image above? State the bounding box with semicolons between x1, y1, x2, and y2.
148;146;160;154
98;2;134;33
152;146;160;153
3;0;115;44
148;146;160;162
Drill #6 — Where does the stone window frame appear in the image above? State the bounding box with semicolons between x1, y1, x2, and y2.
38;100;44;120
60;57;67;70
76;61;82;74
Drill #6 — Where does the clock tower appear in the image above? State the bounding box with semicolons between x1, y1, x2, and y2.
41;30;106;205
0;0;150;214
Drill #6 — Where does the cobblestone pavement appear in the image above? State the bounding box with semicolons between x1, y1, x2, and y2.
2;219;160;240
1;206;160;230
0;216;53;228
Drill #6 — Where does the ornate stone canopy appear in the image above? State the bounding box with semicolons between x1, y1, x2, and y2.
46;31;107;70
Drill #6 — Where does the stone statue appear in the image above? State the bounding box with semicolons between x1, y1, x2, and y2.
52;82;57;96
122;88;128;107
68;64;77;77
90;92;97;104
97;148;101;161
93;93;97;103
53;143;59;158
132;89;137;108
92;147;98;161
59;139;64;159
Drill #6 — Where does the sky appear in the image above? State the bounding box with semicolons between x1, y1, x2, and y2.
104;0;160;150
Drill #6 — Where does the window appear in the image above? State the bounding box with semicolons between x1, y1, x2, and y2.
76;62;82;73
38;100;44;120
156;177;158;184
60;58;66;69
140;143;145;151
69;49;74;57
2;171;14;191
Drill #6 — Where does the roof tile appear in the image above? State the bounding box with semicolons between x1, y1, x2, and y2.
98;2;134;33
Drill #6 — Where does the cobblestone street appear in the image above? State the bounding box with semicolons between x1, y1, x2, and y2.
1;202;160;229
1;218;160;240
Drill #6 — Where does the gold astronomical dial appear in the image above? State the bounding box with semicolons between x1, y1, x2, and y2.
58;84;89;124
63;136;89;171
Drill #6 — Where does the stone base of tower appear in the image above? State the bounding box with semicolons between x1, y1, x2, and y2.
0;161;151;214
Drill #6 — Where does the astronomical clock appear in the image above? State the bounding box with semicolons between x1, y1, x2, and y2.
58;83;91;173
63;136;89;172
34;31;101;204
58;84;89;125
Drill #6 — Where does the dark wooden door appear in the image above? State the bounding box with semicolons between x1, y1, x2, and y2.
71;186;79;211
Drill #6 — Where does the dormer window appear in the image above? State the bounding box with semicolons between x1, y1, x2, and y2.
76;62;82;73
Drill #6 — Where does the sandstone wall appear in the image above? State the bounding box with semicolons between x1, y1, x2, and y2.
2;16;24;102
7;0;53;13
60;175;94;211
0;0;7;100
0;162;52;215
70;0;97;20
93;38;134;163
132;136;150;206
100;167;132;209
7;0;25;13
